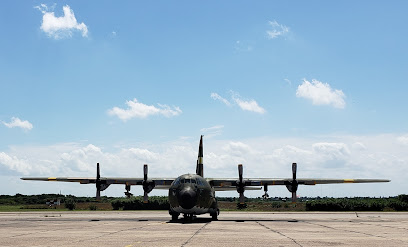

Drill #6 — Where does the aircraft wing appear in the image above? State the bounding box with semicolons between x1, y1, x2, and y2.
20;177;175;189
207;178;390;191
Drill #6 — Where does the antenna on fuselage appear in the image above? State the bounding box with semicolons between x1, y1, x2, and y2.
196;135;204;177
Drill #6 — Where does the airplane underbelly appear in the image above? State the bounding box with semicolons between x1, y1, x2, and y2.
171;205;209;215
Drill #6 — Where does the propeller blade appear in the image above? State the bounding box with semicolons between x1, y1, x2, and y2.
239;192;245;204
96;189;101;201
96;163;101;201
237;164;245;204
292;163;297;180
238;164;243;182
292;191;297;203
142;164;150;203
143;164;148;181
143;192;149;203
97;163;100;180
291;163;298;203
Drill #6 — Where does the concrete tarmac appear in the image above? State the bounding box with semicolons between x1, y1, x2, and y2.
0;211;407;246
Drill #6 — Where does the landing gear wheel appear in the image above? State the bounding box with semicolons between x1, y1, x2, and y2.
184;213;194;222
211;209;219;221
171;213;179;221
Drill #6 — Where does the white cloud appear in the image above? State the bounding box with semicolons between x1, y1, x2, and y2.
0;152;31;175
233;97;266;114
201;125;224;138
312;142;351;165
211;91;266;114
223;142;255;157
123;148;159;163
108;98;182;121
2;134;403;197
296;79;346;109
35;4;88;39
266;20;289;39
210;93;231;106
2;117;33;131
352;142;367;151
397;135;408;145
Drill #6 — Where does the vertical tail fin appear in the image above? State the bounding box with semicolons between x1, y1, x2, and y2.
196;135;204;177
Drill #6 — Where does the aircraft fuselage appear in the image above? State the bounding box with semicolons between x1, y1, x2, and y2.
168;174;218;218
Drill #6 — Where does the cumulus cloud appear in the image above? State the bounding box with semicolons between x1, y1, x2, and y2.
352;142;367;151
312;142;351;165
397;135;408;145
123;148;159;163
1;134;403;197
60;144;105;172
296;79;346;109
2;117;33;131
223;142;255;157
0;152;31;175
266;20;289;39
211;91;266;114
108;98;182;121
35;4;88;39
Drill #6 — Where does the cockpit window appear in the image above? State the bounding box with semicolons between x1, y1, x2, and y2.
196;179;204;186
173;178;181;186
176;177;201;184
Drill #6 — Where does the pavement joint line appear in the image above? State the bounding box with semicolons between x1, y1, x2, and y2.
357;221;408;232
72;224;150;244
256;221;303;247
304;221;408;244
181;222;210;247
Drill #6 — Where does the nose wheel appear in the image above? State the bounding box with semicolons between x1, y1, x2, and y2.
183;213;194;222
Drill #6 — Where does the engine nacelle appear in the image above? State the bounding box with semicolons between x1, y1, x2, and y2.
285;182;298;193
143;180;155;193
100;184;110;191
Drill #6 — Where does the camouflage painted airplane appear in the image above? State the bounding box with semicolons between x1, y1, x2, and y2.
21;136;390;221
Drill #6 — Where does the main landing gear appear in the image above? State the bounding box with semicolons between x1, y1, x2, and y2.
171;213;179;221
210;208;219;220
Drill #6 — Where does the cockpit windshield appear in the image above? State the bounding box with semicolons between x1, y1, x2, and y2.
173;177;199;185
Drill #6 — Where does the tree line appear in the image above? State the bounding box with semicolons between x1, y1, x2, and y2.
1;194;407;211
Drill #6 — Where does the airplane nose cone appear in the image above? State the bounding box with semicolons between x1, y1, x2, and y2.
178;187;197;210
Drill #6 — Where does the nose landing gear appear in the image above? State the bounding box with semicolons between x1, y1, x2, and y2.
183;213;195;222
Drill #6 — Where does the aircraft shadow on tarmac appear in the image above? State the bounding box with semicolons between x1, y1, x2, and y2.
166;218;299;224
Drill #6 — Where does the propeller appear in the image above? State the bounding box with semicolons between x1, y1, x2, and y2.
236;164;245;204
96;163;101;201
285;163;298;203
142;164;155;203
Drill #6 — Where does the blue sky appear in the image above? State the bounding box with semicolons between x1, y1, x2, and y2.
0;1;407;198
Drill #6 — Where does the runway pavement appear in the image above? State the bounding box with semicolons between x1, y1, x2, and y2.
0;211;407;246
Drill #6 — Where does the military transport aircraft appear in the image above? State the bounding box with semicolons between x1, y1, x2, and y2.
21;136;390;221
